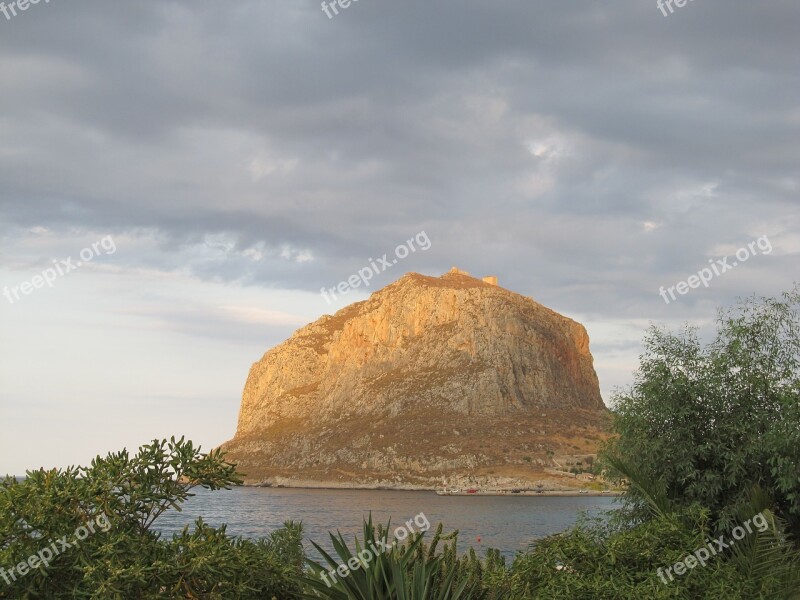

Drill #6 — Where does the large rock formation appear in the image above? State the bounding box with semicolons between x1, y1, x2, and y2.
221;269;609;488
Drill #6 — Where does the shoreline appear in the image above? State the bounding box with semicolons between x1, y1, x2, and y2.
242;482;624;497
435;490;623;497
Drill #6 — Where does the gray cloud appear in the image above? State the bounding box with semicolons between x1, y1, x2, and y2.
0;0;797;318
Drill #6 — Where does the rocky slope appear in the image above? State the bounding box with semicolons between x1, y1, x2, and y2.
221;268;609;488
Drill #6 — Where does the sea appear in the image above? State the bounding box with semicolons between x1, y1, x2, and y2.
155;487;619;560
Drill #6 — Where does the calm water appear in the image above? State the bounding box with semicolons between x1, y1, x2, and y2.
156;487;618;559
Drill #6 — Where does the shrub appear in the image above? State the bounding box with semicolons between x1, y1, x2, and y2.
0;437;304;599
605;287;800;537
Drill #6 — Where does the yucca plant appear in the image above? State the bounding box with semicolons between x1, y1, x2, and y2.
302;515;475;599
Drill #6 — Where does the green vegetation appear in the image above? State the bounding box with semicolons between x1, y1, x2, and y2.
0;438;303;599
2;288;798;598
302;517;482;599
606;286;800;538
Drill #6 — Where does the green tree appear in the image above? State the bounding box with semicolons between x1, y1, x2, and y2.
605;286;800;538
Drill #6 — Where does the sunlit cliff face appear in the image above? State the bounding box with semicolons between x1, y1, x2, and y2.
222;270;608;486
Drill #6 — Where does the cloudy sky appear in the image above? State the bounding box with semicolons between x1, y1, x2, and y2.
1;1;797;476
